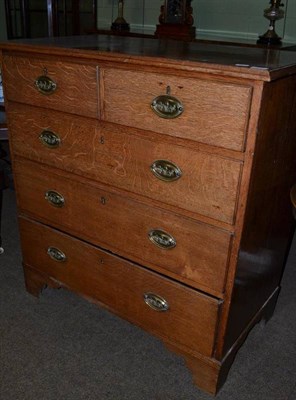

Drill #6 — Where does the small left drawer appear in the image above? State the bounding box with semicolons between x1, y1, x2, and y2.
2;55;99;118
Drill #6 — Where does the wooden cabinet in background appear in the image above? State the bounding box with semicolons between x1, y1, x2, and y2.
4;0;97;38
1;35;296;395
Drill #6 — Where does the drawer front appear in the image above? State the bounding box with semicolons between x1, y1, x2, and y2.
8;104;242;224
14;159;231;296
19;217;220;357
102;68;252;151
2;55;98;118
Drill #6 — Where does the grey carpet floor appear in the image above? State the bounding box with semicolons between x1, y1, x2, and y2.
1;188;296;400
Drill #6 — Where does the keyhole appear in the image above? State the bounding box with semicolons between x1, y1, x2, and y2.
43;67;48;76
100;136;105;144
100;196;106;205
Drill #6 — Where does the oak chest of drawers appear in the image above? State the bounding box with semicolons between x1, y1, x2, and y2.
1;36;296;395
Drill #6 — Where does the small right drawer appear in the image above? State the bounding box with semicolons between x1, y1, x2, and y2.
102;68;252;151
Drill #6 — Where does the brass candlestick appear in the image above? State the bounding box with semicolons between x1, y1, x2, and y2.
111;0;130;32
257;0;285;45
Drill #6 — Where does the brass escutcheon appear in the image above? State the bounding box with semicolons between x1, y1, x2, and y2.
143;293;169;312
35;75;57;95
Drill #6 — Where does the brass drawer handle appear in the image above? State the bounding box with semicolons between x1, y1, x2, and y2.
151;94;183;119
39;130;61;148
150;159;182;182
148;229;176;249
35;75;57;95
144;293;169;312
45;190;65;208
47;246;67;262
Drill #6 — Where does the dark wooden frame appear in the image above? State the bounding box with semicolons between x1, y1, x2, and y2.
4;0;97;38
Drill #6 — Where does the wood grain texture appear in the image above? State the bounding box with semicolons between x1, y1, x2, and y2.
23;263;61;297
2;36;296;396
164;340;222;395
8;103;242;224
220;74;296;356
102;68;252;151
19;217;220;358
212;81;266;360
14;158;232;296
2;55;98;118
2;35;296;81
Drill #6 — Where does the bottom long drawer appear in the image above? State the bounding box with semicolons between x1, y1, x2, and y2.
19;217;220;358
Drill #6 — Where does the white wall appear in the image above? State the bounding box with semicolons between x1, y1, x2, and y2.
97;0;296;43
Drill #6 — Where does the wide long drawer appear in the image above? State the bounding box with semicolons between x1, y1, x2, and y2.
8;103;242;224
19;217;220;357
2;55;98;118
102;68;252;151
14;158;232;296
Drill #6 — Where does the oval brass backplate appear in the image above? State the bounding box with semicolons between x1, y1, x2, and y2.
151;94;183;119
45;190;65;208
150;160;182;182
143;293;169;312
47;246;67;262
148;229;176;250
35;75;57;95
39;130;61;148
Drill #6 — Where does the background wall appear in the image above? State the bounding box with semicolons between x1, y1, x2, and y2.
0;1;295;43
97;0;296;43
285;0;296;43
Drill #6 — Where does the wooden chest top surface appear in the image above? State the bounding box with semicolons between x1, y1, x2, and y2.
1;34;296;81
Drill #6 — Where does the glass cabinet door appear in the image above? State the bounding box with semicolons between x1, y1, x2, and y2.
5;0;97;39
